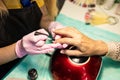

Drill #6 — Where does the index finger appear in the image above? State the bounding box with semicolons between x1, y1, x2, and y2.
53;27;76;38
54;37;77;47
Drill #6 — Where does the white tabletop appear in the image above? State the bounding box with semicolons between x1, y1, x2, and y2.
60;0;120;35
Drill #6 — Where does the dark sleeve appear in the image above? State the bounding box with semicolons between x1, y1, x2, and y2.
0;2;42;79
4;1;42;45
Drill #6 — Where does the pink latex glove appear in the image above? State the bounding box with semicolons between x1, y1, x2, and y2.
15;29;61;58
48;21;68;48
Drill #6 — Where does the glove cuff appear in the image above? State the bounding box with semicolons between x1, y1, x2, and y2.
48;21;63;32
15;40;27;58
106;42;120;61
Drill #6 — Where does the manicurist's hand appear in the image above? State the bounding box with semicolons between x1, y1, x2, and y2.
15;29;61;58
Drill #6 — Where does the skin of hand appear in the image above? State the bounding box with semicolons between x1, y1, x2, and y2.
0;0;8;23
40;2;56;30
44;0;58;19
0;0;8;13
53;27;108;56
0;43;17;65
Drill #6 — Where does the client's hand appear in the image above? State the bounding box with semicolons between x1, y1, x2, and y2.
15;29;61;58
53;27;108;56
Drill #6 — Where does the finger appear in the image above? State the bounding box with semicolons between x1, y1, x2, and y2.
35;35;48;40
51;31;55;38
32;48;55;54
53;43;68;49
60;49;84;56
51;43;63;49
54;38;77;46
54;35;61;40
35;43;61;50
25;33;48;43
35;41;45;47
43;43;63;49
36;29;49;36
40;48;55;54
30;34;48;43
50;43;68;49
32;29;49;42
53;27;76;38
62;44;68;48
41;43;68;50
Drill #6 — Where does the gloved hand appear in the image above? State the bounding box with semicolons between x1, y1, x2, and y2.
15;29;61;58
48;21;68;48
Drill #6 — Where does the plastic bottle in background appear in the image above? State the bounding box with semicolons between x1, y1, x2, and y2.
115;3;120;15
103;0;115;10
96;0;105;5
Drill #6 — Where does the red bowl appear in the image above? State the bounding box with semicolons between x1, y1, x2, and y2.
50;49;102;80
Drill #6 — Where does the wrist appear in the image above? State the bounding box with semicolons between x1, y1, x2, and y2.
40;15;54;30
95;40;108;56
15;40;27;58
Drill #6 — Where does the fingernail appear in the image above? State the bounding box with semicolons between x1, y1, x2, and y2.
55;35;61;39
55;43;63;48
60;50;65;54
63;44;68;48
52;29;55;31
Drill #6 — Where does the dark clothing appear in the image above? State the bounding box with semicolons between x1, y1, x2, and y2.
0;2;42;78
0;2;42;47
57;0;65;12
